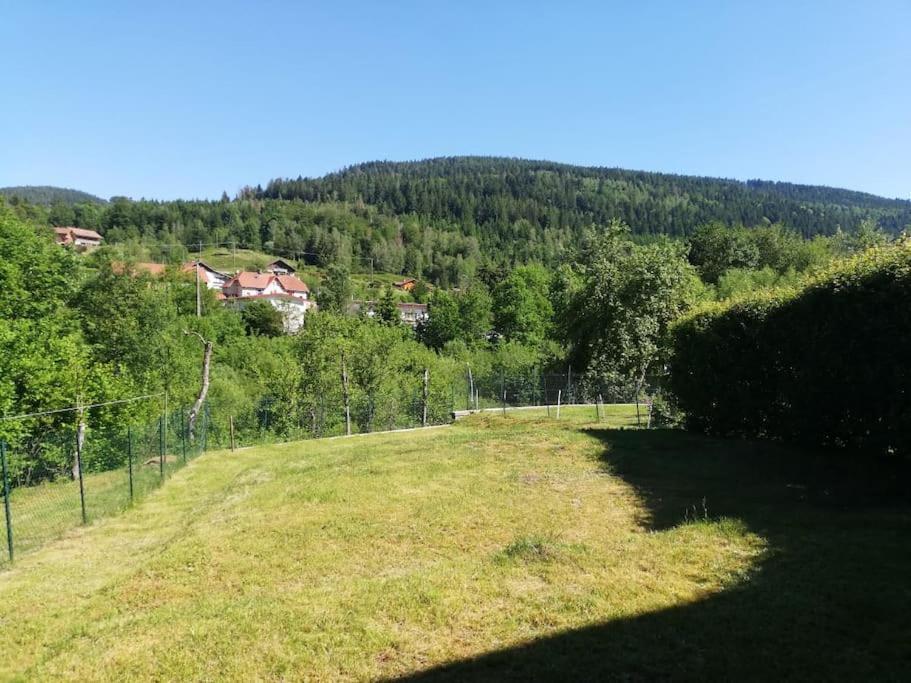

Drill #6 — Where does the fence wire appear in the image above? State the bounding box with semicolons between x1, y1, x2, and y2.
1;367;653;568
0;407;206;568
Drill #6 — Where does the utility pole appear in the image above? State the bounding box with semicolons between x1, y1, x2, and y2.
196;242;202;317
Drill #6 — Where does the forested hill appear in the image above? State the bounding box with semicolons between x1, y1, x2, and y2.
259;157;911;237
0;185;107;205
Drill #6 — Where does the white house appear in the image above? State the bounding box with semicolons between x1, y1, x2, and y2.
181;260;230;290
224;293;312;333
222;272;312;300
222;271;315;333
348;300;428;328
53;227;103;250
265;258;297;275
397;302;428;327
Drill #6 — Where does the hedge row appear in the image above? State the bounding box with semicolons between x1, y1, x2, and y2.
669;240;911;456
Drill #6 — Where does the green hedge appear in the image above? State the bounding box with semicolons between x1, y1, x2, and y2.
669;241;911;456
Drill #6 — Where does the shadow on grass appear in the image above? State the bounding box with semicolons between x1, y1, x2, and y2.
392;429;911;681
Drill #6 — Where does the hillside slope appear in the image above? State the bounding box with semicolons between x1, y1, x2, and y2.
0;185;106;205
261;156;911;236
1;411;908;680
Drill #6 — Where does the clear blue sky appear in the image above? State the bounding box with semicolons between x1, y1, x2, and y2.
1;1;909;200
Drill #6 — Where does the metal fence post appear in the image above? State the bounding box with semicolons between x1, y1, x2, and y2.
1;441;13;563
127;426;134;503
501;371;506;415
75;428;87;524
158;415;164;479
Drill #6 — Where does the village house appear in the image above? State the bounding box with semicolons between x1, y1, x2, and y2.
181;260;230;290
222;271;315;333
222;272;311;300
265;258;296;275
393;277;417;292
53;226;103;250
397;301;429;327
224;293;311;333
349;300;428;328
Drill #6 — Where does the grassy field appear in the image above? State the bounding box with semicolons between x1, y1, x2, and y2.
0;411;909;680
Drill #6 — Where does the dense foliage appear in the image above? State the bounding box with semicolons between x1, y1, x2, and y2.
263;157;911;238
669;240;911;456
0;185;106;206
6;157;910;288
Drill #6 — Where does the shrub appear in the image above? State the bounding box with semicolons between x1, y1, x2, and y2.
669;240;911;456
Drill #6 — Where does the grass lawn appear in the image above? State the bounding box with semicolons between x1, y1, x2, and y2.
0;412;909;680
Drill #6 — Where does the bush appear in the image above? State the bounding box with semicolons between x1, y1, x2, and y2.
669;240;911;456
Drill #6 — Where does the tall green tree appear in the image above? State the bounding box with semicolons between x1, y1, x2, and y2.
241;301;285;337
492;264;553;345
420;290;461;349
566;221;703;397
457;284;492;345
318;264;352;313
377;287;399;325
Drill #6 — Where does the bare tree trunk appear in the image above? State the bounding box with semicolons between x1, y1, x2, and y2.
185;331;213;443
341;352;351;436
72;399;86;480
467;365;474;412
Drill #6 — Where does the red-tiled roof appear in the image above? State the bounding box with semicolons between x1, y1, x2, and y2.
225;272;274;290
53;226;103;241
276;274;309;292
224;272;310;294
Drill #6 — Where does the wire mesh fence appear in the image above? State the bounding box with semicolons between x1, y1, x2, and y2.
0;406;207;569
0;366;655;569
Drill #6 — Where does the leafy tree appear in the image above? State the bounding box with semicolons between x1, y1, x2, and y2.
688;222;758;284
318;264;352;313
566;221;703;399
377;287;399;325
242;301;285;337
420;290;461;349
457;284;492;345
492;264;553;344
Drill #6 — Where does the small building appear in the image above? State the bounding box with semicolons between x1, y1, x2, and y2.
222;272;311;300
397;302;428;327
266;258;296;275
224;293;313;333
348;300;428;328
394;277;417;292
181;260;231;290
222;271;314;333
53;227;103;250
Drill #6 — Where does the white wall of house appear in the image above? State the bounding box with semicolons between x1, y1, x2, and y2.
226;296;315;333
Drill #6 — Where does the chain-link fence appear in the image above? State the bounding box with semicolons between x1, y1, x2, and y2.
453;369;650;411
0;367;656;569
0;406;207;569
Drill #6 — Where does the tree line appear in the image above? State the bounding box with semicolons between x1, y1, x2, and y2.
3;157;909;289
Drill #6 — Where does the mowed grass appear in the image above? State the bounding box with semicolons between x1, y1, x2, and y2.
1;459;181;566
1;412;909;681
